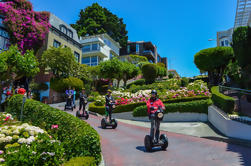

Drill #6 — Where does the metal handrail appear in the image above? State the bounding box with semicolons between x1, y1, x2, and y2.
219;85;251;95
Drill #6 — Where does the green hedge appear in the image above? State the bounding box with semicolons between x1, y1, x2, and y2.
89;102;106;115
89;96;210;115
89;102;146;115
63;157;96;166
6;95;101;164
211;86;235;113
126;79;145;89
133;99;212;117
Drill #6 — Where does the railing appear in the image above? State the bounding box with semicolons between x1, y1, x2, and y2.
219;85;251;116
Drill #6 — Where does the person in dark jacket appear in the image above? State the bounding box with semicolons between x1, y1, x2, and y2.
105;89;115;122
79;88;88;113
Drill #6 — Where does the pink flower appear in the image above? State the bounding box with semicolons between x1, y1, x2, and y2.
51;125;58;129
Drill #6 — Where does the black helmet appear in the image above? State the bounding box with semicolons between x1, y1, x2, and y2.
151;90;157;95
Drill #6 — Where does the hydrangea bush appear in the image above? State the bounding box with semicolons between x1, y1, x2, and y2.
0;0;51;53
0;113;65;165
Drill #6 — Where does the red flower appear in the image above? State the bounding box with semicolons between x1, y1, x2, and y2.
4;116;10;121
18;88;26;95
51;124;58;129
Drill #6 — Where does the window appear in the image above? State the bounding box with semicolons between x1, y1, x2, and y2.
53;40;61;48
91;56;98;66
0;29;8;38
110;52;113;59
136;44;139;53
225;40;229;46
92;43;99;51
221;41;224;46
60;25;67;34
74;52;80;63
127;45;130;53
104;39;111;47
82;57;90;65
68;30;73;38
82;45;91;52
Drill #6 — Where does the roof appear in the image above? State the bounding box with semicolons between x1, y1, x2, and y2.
49;13;80;42
80;33;121;48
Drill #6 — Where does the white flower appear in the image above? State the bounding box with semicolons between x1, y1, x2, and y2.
18;138;27;144
0;158;5;162
0;134;5;138
5;136;12;142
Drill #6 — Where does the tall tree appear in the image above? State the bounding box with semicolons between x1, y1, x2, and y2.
41;46;77;78
232;26;251;89
121;62;140;87
71;3;128;47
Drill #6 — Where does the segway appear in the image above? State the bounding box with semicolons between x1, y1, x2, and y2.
64;94;74;111
101;103;117;129
144;107;168;152
76;98;89;120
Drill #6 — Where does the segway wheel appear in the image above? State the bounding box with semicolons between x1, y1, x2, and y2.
76;110;81;118
111;119;117;129
101;118;107;129
144;135;152;152
84;112;89;120
160;134;168;150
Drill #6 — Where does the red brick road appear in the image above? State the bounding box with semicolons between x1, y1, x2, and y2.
86;115;251;166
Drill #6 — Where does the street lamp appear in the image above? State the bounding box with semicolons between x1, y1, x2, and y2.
208;39;217;41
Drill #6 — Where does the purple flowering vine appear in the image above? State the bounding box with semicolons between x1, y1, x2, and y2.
0;0;51;54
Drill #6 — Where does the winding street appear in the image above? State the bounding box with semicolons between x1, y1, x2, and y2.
86;115;251;166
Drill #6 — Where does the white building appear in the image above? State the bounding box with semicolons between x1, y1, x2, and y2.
234;0;251;28
80;33;121;66
217;28;234;47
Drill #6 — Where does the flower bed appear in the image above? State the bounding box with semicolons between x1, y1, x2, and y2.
0;113;65;165
6;95;101;165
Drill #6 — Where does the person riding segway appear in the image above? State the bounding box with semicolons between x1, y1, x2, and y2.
144;90;168;152
101;89;117;129
76;88;89;119
64;87;74;111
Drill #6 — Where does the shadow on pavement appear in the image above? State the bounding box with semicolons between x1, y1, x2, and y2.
136;146;164;153
227;143;251;166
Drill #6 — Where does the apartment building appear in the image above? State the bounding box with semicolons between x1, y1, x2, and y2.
217;28;234;47
80;33;121;66
120;41;168;68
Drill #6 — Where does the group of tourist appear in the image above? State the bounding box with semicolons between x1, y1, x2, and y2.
1;85;32;104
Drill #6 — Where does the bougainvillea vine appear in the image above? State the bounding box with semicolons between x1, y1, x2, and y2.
0;0;51;54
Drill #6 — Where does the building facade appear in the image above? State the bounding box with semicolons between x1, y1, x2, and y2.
217;28;234;47
80;33;121;66
120;41;168;68
0;16;9;51
234;0;251;28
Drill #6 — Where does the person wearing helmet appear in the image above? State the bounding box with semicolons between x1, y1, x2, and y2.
146;90;165;144
105;89;115;122
79;88;88;114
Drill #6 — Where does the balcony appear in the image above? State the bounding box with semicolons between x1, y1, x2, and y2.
142;50;155;61
82;46;108;58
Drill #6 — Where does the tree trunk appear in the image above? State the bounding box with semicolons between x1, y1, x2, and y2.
123;78;127;87
117;79;121;88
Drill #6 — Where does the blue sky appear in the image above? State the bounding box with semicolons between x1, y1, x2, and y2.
30;0;237;77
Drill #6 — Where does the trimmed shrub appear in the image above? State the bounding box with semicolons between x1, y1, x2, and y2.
141;64;157;84
211;86;235;113
133;99;212;117
114;102;146;113
63;157;96;166
126;79;145;89
6;95;101;164
89;102;106;115
181;77;189;87
50;77;84;93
